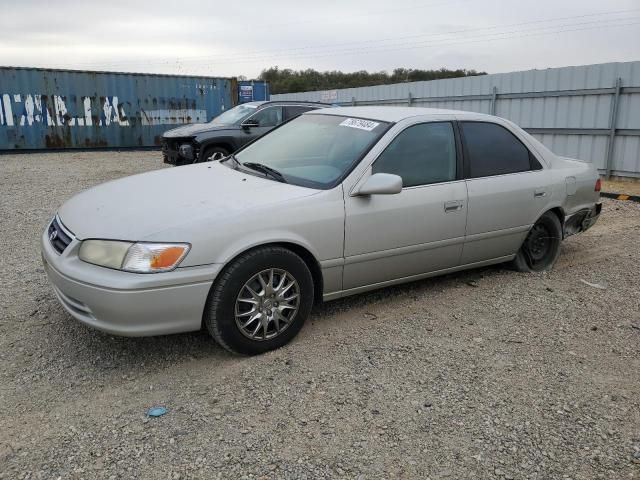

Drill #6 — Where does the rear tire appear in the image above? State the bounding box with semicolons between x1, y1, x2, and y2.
204;247;314;355
511;211;562;272
200;146;229;163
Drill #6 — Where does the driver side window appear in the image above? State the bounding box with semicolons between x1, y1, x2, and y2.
248;106;283;127
372;122;457;187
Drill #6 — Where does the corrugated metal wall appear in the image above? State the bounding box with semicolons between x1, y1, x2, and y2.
0;67;239;150
273;61;640;178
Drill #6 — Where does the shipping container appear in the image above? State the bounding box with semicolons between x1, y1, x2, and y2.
238;80;270;103
0;67;264;151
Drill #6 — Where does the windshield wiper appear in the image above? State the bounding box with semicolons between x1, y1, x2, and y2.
242;162;287;183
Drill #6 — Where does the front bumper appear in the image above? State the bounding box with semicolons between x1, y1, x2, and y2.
163;150;181;165
41;224;221;337
162;138;197;166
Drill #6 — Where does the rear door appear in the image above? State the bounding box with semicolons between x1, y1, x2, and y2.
459;121;550;265
343;121;467;290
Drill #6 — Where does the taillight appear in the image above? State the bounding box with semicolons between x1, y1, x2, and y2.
595;178;602;192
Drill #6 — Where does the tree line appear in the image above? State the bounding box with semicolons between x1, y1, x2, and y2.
258;67;487;94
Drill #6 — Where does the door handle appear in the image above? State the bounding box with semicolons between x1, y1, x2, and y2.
444;200;463;212
534;188;547;198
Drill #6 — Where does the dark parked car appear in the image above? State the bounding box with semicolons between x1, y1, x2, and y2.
162;101;329;166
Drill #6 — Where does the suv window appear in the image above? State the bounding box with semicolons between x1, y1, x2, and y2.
249;106;283;127
372;122;457;187
284;105;315;121
461;122;539;178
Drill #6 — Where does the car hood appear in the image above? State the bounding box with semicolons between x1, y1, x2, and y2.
58;162;319;241
162;123;235;138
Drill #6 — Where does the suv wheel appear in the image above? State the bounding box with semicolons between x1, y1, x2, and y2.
200;146;229;163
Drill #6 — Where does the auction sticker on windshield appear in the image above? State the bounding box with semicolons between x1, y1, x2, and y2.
339;118;380;131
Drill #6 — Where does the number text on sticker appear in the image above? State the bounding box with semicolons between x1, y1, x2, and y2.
339;118;380;131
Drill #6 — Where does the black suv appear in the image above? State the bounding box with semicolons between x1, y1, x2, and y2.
162;101;329;166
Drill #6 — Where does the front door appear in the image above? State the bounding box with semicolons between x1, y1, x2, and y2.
343;121;468;291
239;106;283;146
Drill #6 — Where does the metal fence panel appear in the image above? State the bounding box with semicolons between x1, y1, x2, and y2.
0;67;239;150
273;61;640;178
618;91;640;129
616;135;640;173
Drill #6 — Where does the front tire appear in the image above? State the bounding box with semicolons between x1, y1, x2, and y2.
204;247;314;355
511;211;562;272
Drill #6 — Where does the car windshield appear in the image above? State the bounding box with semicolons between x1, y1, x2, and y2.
211;104;258;125
233;114;389;189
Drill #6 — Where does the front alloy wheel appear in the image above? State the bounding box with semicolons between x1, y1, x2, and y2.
235;268;300;341
204;246;314;355
200;146;229;163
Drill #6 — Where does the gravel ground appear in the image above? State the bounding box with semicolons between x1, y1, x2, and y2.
1;151;639;480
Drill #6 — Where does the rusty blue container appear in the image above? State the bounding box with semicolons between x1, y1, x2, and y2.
0;67;242;150
238;80;270;103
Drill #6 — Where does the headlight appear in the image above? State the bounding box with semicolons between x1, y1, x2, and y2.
178;144;194;160
78;240;133;270
79;240;190;273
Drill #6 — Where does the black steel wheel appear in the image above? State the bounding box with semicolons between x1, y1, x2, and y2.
511;211;562;272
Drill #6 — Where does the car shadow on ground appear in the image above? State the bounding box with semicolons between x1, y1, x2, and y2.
35;263;507;377
311;263;505;320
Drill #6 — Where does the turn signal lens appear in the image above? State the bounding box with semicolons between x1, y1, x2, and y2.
122;243;190;273
595;178;602;192
151;246;188;269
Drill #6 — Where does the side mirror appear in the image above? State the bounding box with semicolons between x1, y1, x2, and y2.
241;119;259;129
355;173;403;196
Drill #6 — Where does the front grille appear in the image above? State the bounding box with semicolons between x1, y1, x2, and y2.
163;138;199;155
162;138;181;153
48;216;73;254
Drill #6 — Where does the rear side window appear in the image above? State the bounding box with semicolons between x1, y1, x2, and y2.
373;122;457;187
461;122;538;178
284;106;314;121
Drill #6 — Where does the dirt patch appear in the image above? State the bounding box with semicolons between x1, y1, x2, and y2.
602;178;640;196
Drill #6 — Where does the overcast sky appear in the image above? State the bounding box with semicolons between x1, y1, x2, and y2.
1;0;639;79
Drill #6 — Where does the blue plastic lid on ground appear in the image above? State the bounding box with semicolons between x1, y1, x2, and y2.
146;406;168;417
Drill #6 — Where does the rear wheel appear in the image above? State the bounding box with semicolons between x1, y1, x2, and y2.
200;146;229;163
204;247;314;355
511;211;562;272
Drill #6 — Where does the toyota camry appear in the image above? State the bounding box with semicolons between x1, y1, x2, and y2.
42;107;602;355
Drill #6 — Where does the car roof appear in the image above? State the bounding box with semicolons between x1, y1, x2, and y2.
309;106;492;122
247;100;332;108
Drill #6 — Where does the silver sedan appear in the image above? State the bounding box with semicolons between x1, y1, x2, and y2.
42;107;602;355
